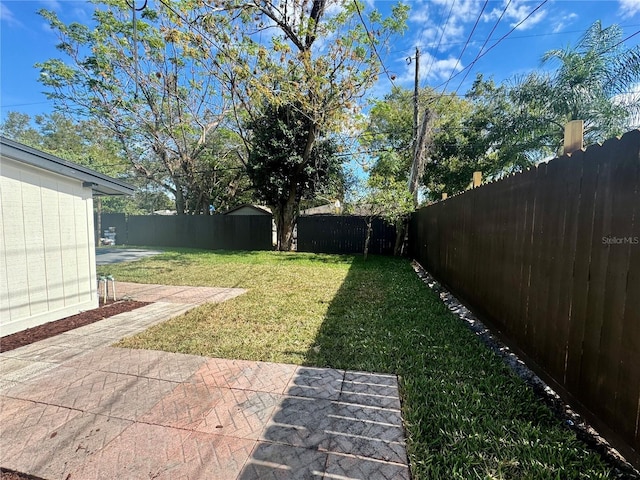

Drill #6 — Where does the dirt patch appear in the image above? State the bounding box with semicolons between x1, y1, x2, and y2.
0;299;149;353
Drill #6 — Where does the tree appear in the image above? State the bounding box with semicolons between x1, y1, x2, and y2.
354;174;413;260
196;0;408;247
0;111;180;214
246;101;341;250
425;76;541;199
509;21;640;155
363;83;518;201
0;112;41;146
37;1;245;214
363;86;415;183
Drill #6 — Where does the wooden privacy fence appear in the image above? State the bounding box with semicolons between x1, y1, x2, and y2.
410;129;640;467
96;214;273;251
297;215;396;255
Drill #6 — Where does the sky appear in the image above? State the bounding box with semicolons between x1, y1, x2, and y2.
1;0;640;125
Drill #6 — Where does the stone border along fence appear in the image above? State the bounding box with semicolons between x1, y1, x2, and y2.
409;129;640;469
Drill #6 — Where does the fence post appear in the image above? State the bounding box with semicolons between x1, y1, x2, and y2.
564;120;584;155
473;171;482;188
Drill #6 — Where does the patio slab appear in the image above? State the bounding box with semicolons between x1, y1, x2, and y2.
1;348;410;479
114;281;247;304
0;282;410;479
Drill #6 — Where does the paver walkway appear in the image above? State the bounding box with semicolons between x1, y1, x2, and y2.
0;283;410;479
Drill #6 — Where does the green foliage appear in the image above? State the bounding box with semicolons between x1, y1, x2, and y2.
0;112;41;146
363;86;415;182
246;101;341;249
363;84;523;201
36;1;247;214
359;174;413;225
426;76;540;199
352;173;413;258
508;21;640;155
247;103;340;203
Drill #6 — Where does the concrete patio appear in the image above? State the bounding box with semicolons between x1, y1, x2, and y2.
0;283;410;479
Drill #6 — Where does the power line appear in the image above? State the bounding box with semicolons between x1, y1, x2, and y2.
605;29;640;53
438;0;489;94
390;23;640;58
1;101;54;109
352;0;396;87
433;0;549;93
422;0;456;86
452;0;512;96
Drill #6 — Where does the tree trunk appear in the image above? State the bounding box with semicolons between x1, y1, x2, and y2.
363;217;373;261
174;183;186;215
274;192;298;251
393;219;406;256
409;107;433;205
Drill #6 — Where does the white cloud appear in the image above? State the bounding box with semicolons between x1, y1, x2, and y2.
485;0;548;31
39;0;62;11
426;55;464;82
0;3;22;27
448;0;484;23
551;13;577;34
619;0;640;17
409;0;486;53
408;2;431;25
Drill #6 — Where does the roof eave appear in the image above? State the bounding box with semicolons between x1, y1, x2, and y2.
1;136;136;196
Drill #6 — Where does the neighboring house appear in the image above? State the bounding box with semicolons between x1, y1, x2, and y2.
300;201;342;216
224;204;276;246
0;137;135;336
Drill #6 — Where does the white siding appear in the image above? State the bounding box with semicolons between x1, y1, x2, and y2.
0;157;98;336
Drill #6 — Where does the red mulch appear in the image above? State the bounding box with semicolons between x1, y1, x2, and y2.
0;469;45;480
0;299;149;353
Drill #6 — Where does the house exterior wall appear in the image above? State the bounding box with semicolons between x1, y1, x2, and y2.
1;157;98;336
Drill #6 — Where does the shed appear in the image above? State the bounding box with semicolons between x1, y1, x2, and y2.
224;204;272;216
224;204;275;245
0;137;135;336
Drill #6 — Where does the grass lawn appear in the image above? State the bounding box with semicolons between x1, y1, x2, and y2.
100;249;613;479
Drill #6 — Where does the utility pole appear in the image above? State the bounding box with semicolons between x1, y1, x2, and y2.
408;46;429;207
395;47;422;256
411;47;420;162
410;106;432;204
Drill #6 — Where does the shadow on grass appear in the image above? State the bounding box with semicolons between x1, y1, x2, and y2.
235;255;417;479
237;254;615;479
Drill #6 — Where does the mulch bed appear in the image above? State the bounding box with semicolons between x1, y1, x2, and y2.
0;469;45;480
0;299;149;353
